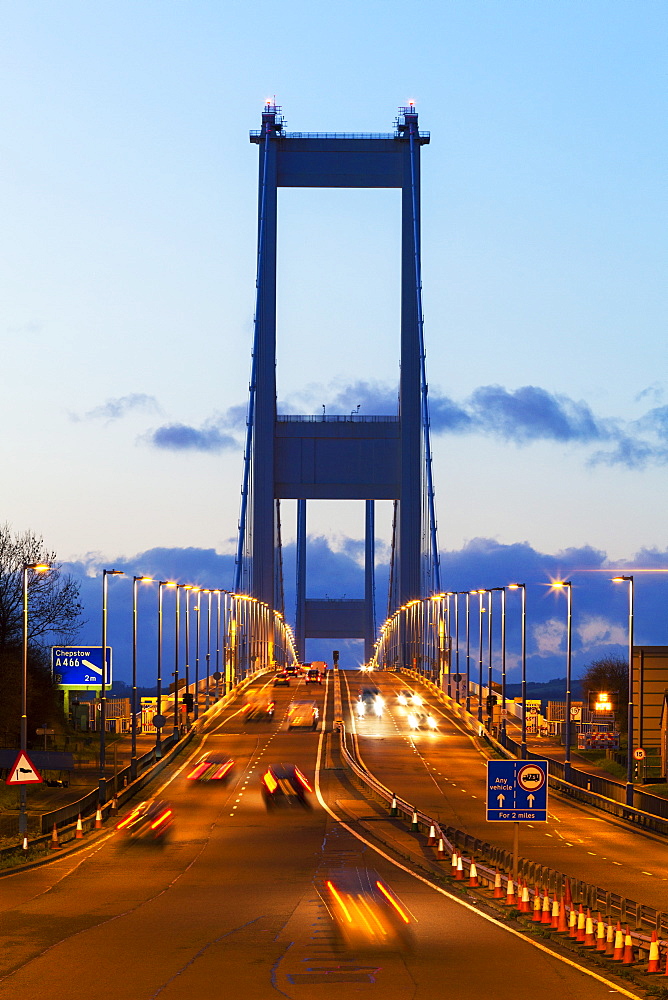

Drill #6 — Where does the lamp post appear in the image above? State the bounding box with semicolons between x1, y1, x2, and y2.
99;569;124;803
183;585;197;727
465;591;472;713
193;594;202;720
131;575;154;780
508;584;527;757
205;590;212;710
477;590;487;723
215;590;222;698
552;581;573;777
173;585;183;738
19;562;50;838
453;592;460;703
156;582;176;758
488;587;505;731
612;575;635;805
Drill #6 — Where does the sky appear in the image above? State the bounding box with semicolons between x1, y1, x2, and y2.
1;2;667;683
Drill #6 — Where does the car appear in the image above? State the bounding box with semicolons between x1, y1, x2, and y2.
356;686;384;717
287;700;319;729
273;672;290;686
396;689;414;706
261;763;312;808
186;754;235;782
317;868;413;951
243;696;275;720
285;665;300;676
116;798;174;844
406;709;438;731
305;668;322;685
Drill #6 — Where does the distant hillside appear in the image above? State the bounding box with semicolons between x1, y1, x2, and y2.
505;677;583;706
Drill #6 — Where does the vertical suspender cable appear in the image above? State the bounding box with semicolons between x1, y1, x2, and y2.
407;121;441;593
234;118;272;592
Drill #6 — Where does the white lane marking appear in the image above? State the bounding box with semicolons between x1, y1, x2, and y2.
314;681;643;1000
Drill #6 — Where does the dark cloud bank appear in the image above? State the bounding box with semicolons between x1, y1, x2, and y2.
61;538;668;688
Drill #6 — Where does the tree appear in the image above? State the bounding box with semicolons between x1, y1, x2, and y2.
580;655;628;731
0;524;84;651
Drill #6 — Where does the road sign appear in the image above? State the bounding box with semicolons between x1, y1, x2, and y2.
486;759;548;822
212;671;222;680
6;751;43;785
36;728;55;735
153;714;167;728
51;646;112;686
633;748;646;760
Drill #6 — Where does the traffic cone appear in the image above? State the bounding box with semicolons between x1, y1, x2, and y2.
605;921;617;957
505;877;516;906
647;930;660;973
75;814;84;839
436;837;445;859
22;836;28;852
613;923;624;961
568;905;578;938
451;851;459;876
95;806;103;829
532;889;543;922
390;793;398;816
50;823;61;850
456;856;464;880
576;905;586;943
111;794;119;814
519;882;530;913
468;861;479;887
622;927;634;965
427;824;436;846
541;892;552;924
493;871;503;898
550;897;559;929
584;909;595;947
596;913;606;951
557;898;568;934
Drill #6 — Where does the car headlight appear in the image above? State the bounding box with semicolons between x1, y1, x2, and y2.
397;695;407;705
407;713;417;729
356;701;365;716
427;715;437;729
411;695;422;706
374;703;383;716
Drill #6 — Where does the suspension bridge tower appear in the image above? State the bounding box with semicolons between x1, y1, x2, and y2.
236;105;440;663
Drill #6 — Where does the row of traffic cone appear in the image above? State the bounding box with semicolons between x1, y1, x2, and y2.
47;795;118;851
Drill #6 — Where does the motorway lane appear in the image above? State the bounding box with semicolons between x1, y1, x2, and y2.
0;672;641;999
344;671;668;910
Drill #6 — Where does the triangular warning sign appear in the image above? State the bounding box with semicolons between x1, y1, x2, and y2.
6;751;43;785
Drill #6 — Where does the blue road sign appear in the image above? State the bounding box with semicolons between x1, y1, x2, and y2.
51;646;112;687
486;759;548;822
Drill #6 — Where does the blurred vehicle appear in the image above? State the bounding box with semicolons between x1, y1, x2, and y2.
186;754;235;782
261;763;312;808
318;868;413;951
273;672;291;686
396;689;414;705
116;798;174;845
356;686;384;718
243;695;275;720
406;709;438;731
305;668;322;685
287;700;319;729
285;665;300;676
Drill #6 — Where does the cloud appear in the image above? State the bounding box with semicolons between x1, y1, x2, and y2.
145;422;239;453
71;393;161;423
533;618;566;656
576;616;627;649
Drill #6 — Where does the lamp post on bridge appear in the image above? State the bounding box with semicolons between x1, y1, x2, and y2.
20;562;51;838
99;569;124;804
612;575;635;806
508;583;527;757
552;581;573;779
132;575;154;780
476;590;488;723
465;592;472;713
156;582;176;757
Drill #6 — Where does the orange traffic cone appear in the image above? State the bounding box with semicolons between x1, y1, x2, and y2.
568;905;578;938
647;930;660;973
584;909;596;947
541;892;552;924
596;914;606;951
576;905;586;943
493;871;503;898
451;851;458;876
456;856;464;880
468;861;479;887
95;806;103;829
622;927;634;965
550;897;559;929
111;794;119;814
427;824;436;846
505;877;516;906
605;920;616;957
612;923;624;961
22;836;28;852
50;823;61;850
519;882;530;913
75;814;84;839
557;898;568;934
436;837;445;859
532;889;543;922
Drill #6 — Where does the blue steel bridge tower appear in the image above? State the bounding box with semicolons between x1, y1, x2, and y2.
235;105;440;663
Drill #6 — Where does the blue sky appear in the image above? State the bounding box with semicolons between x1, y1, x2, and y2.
1;2;667;680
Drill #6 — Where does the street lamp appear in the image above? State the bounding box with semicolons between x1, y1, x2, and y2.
204;590;212;710
476;590;488;723
612;575;635;806
131;575;154;780
552;581;572;777
156;582;176;758
465;591;472;713
508;584;526;754
19;562;50;839
214;590;222;699
100;569;124;803
488;587;505;731
193;594;203;720
453;592;461;704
